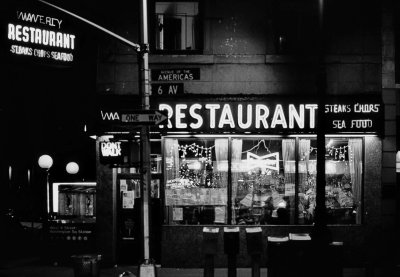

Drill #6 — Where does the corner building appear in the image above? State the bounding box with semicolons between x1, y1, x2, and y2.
94;0;399;271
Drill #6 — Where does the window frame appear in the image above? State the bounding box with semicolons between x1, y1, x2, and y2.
150;0;204;54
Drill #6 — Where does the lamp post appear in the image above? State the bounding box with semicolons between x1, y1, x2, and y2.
38;154;53;217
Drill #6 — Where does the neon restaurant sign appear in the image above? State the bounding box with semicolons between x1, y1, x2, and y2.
5;9;76;63
151;95;384;135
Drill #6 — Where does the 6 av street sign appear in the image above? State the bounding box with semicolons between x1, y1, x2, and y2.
100;110;168;125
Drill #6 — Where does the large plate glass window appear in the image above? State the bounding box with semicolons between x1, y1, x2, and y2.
297;138;363;225
231;138;295;225
155;1;201;52
163;136;363;225
164;138;228;224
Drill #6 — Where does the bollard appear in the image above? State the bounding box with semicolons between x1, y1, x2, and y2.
224;227;240;277
267;236;289;277
245;227;263;277
202;227;220;277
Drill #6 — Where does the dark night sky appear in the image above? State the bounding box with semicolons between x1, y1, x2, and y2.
1;0;101;183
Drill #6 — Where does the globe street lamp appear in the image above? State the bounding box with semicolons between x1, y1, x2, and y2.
38;154;53;216
66;162;79;175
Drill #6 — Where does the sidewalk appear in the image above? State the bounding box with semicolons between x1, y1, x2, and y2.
0;258;396;277
0;264;380;277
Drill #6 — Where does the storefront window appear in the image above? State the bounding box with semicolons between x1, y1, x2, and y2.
163;136;363;225
325;138;362;224
164;138;228;224
298;138;363;225
231;138;295;225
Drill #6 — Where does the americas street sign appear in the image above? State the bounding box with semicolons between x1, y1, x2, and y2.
99;109;168;125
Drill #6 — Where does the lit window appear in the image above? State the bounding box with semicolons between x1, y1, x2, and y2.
298;138;363;225
163;136;363;225
155;1;200;51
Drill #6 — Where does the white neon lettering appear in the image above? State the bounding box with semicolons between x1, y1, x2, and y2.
289;104;304;129
205;104;220;128
15;25;22;41
305;104;318;128
34;28;41;44
218;104;235;128
29;27;35;43
42;30;49;45
22;26;29;42
56;32;63;47
175;104;187;129
49;31;55;46
189;104;203;129
69;35;75;49
255;104;269;129
158;104;173;128
7;24;15;40
238;104;252;129
271;104;287;128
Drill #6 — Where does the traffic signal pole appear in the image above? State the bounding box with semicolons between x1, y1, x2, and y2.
138;0;154;270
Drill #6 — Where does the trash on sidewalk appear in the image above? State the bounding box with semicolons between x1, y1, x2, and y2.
71;254;102;277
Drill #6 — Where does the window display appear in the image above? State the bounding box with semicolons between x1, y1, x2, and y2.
164;138;228;224
163;136;363;225
298;138;362;224
231;139;295;225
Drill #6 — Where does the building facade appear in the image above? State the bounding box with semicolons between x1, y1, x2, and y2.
93;0;399;270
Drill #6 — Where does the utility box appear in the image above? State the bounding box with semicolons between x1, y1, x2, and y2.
267;236;289;277
202;227;220;255
245;227;263;255
223;227;240;254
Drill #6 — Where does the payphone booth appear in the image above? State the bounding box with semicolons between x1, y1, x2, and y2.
99;139;162;264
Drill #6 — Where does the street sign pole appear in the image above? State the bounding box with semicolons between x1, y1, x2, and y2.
139;0;157;275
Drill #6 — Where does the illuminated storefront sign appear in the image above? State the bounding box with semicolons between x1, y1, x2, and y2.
5;10;77;63
152;95;384;135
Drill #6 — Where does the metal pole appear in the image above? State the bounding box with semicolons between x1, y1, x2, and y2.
139;0;152;264
311;0;331;246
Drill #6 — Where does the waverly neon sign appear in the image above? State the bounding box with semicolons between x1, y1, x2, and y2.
7;11;76;62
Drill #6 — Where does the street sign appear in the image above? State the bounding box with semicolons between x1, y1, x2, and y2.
99;110;168;125
151;83;184;95
151;68;200;81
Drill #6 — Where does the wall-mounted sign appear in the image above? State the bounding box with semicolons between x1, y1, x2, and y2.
48;222;95;242
3;5;77;65
151;95;384;135
151;68;200;81
151;83;184;95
